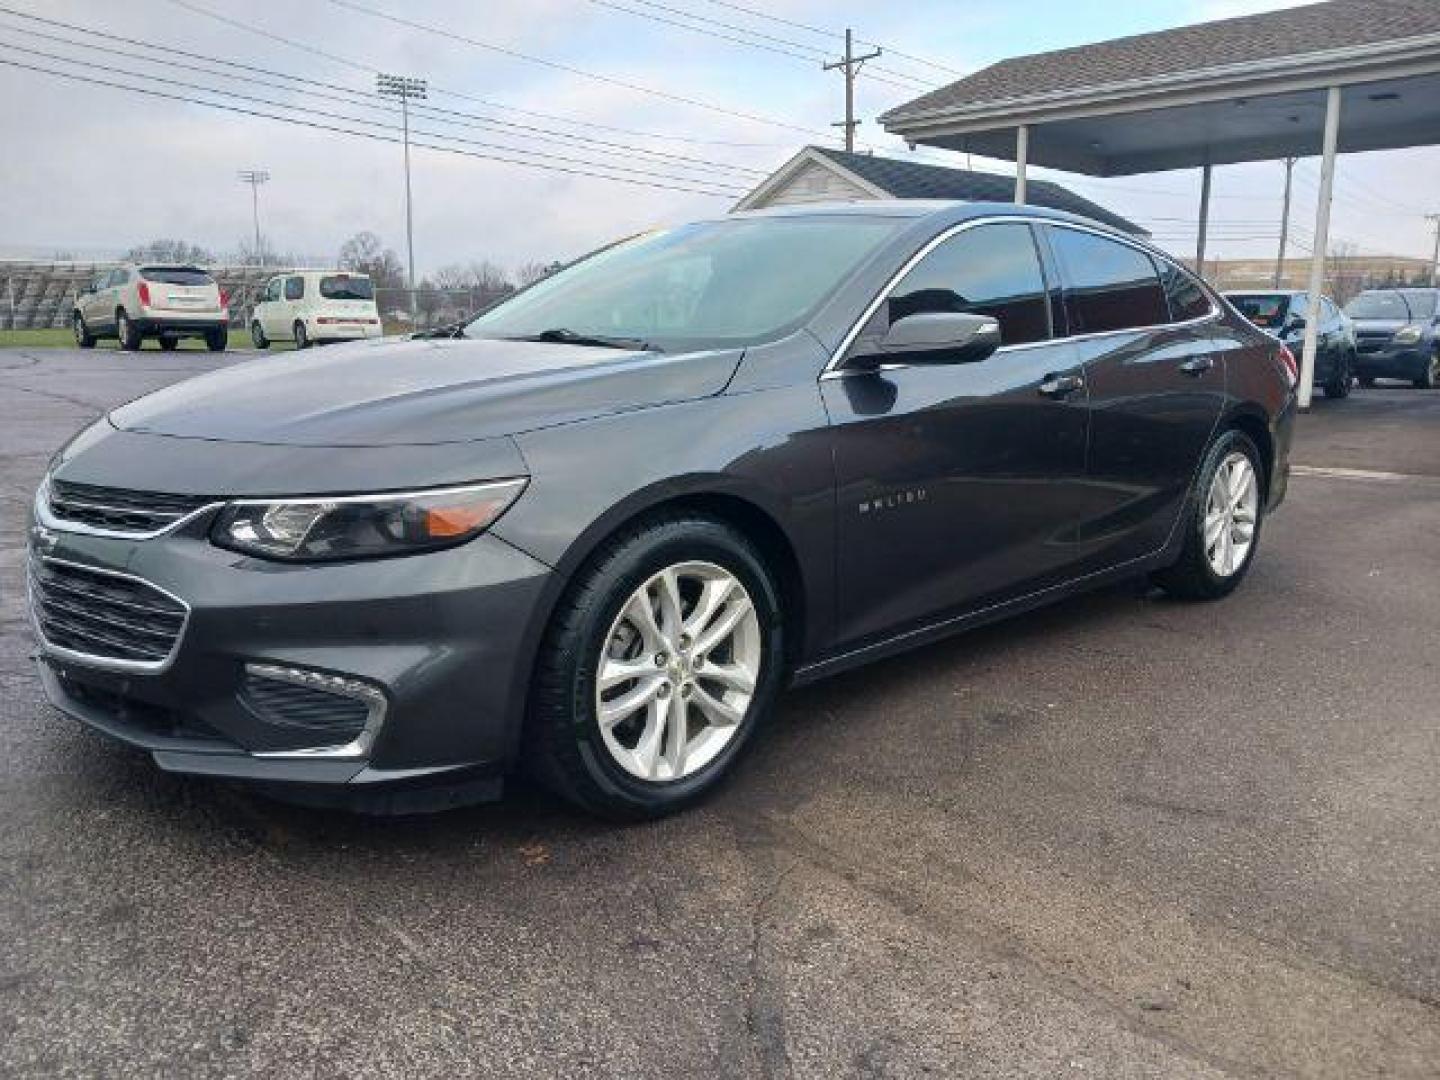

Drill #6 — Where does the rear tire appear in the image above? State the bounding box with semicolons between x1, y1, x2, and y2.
205;326;228;352
251;321;270;349
72;312;95;348
293;321;310;349
526;513;785;820
1153;429;1264;601
158;335;179;352
116;310;141;351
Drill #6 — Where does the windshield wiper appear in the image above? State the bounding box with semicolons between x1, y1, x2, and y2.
508;328;659;352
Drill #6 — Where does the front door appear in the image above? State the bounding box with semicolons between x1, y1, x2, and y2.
822;221;1091;650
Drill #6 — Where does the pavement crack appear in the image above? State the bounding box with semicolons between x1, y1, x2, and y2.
744;855;800;1080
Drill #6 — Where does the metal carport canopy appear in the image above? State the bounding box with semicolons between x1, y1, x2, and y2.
879;0;1440;408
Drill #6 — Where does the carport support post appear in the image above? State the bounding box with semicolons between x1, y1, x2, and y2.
1299;86;1342;411
1014;125;1028;204
1196;163;1212;275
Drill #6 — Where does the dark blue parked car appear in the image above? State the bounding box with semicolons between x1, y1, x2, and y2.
1345;288;1440;389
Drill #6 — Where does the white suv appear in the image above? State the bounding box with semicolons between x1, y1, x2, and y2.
250;270;383;349
73;264;229;351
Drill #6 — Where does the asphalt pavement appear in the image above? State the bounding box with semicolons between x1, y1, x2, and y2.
1;347;1437;1078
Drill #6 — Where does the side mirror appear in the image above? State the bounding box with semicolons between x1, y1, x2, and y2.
1286;315;1306;332
861;311;1002;366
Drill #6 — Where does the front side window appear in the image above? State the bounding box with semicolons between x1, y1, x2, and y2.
1229;293;1292;329
264;278;283;303
1048;227;1169;334
284;276;305;301
465;215;908;351
858;222;1051;348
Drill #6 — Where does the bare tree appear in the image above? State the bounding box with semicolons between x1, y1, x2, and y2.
124;239;215;265
516;260;558;287
338;231;405;291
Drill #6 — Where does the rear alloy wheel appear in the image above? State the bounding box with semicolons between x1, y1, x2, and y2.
293;320;310;349
528;515;783;819
1153;430;1263;600
116;310;141;351
73;312;96;348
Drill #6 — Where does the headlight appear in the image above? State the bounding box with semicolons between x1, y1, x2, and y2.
211;479;527;561
1392;326;1423;344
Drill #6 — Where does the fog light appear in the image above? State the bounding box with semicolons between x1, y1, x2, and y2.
242;664;388;759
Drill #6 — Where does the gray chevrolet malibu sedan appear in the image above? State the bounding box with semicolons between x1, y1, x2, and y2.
29;202;1296;818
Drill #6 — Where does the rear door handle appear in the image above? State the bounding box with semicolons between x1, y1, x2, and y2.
1038;372;1085;398
1179;356;1214;376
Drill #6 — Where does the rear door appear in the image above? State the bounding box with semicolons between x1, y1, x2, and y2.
1042;224;1227;571
822;220;1091;648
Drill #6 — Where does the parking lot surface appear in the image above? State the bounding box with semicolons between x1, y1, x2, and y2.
2;348;1438;1078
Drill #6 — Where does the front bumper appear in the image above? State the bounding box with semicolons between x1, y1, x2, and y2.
28;508;553;796
1355;344;1429;379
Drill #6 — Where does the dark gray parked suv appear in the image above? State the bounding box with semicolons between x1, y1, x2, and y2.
1346;288;1440;388
29;203;1296;818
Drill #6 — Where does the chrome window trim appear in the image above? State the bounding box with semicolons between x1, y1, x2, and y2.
35;477;223;541
27;555;191;675
246;664;389;760
819;214;1221;381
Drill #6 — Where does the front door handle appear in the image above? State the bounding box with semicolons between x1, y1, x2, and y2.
1179;356;1214;376
1038;372;1085;398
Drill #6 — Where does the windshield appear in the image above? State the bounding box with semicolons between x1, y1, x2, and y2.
1345;292;1411;320
140;266;212;286
464;216;907;350
1229;294;1291;329
1399;290;1439;318
320;274;374;300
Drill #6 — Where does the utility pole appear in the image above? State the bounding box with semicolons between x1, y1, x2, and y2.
236;169;270;265
823;29;881;153
1427;213;1440;286
376;73;427;323
1274;157;1295;288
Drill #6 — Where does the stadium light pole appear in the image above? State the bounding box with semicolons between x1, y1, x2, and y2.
376;73;426;323
237;169;270;266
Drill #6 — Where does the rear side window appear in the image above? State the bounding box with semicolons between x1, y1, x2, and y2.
284;276;305;300
320;275;374;301
877;222;1051;346
1159;263;1214;322
1049;227;1169;334
140;266;213;286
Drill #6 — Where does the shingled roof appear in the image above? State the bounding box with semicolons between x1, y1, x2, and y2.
883;0;1440;123
764;146;1145;236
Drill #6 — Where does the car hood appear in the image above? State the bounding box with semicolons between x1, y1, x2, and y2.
109;336;744;447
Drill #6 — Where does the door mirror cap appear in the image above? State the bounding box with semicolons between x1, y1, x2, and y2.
859;312;1002;366
1287;315;1307;331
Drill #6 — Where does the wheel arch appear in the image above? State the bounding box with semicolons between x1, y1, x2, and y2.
1221;404;1274;502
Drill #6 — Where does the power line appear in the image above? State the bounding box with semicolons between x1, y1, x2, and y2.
588;0;935;92
0;55;748;198
0;12;769;180
700;0;966;78
153;0;787;148
323;0;831;138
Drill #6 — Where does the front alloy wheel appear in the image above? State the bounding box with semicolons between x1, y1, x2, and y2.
596;562;760;782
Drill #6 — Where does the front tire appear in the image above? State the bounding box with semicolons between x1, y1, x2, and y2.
527;514;785;820
1414;351;1438;390
1323;353;1352;398
73;312;95;348
1153;429;1264;601
251;321;270;350
116;310;141;351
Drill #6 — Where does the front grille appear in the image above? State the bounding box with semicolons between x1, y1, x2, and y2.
28;559;187;667
47;479;212;535
239;671;371;738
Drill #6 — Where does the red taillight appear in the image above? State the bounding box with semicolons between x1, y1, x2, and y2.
219;288;229;309
137;281;151;307
1277;344;1298;387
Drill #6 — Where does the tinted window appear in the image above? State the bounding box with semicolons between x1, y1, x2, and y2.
466;215;906;351
1229;293;1291;329
284;276;305;300
1161;264;1211;323
1049;227;1169;334
1345;292;1410;320
320;274;374;300
140;266;212;286
876;222;1050;346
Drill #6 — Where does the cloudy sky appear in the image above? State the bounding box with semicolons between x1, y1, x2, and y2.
0;0;1435;277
